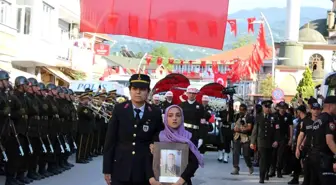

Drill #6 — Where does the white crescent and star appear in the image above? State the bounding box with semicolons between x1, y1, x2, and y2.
216;78;224;85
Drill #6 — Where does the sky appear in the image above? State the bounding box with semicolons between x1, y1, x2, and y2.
228;0;331;13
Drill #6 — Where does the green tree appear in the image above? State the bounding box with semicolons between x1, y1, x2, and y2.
149;46;173;70
260;74;276;97
296;67;315;100
135;52;145;59
231;35;254;49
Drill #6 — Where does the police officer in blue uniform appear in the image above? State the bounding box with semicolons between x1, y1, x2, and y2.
103;74;164;185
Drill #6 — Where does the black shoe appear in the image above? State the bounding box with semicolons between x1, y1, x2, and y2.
27;171;42;180
5;177;21;185
277;172;283;178
16;176;32;184
60;162;71;170
76;159;88;164
288;178;299;184
65;161;74;168
259;179;264;184
47;167;60;175
40;169;53;177
265;174;269;181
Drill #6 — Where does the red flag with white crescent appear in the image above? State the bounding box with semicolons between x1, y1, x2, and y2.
214;73;227;87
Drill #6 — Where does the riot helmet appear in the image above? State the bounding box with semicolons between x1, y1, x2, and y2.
38;83;46;91
0;71;10;80
46;83;57;90
27;78;38;86
14;76;28;87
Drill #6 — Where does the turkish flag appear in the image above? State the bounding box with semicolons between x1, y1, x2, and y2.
214;73;227;87
80;0;230;49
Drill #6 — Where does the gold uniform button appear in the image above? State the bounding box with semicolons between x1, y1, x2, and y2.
132;151;135;155
134;125;137;128
133;134;136;137
132;142;136;146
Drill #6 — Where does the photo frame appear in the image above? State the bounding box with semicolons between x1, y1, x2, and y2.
153;142;189;185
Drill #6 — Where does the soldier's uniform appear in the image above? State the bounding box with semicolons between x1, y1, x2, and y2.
25;78;44;180
103;74;164;185
93;92;107;155
44;84;65;175
0;73;27;185
216;109;232;163
251;100;279;184
76;92;95;163
179;86;206;148
200;95;212;154
35;82;54;177
161;91;173;111
13;77;34;184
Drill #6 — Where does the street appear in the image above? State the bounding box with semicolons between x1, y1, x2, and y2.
0;152;294;185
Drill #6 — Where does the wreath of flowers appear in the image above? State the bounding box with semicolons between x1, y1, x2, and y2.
157;94;227;111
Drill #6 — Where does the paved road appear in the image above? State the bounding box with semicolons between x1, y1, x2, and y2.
0;152;295;185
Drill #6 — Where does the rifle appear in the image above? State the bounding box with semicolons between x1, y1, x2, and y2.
4;91;24;156
56;134;65;153
39;137;47;153
46;134;54;153
63;134;71;152
0;140;8;162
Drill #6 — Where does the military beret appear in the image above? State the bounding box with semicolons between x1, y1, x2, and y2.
129;74;150;88
262;100;273;108
324;96;336;104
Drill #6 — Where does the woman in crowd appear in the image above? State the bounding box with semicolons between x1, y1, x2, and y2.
149;105;204;185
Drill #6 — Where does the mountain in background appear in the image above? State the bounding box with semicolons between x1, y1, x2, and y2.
108;7;328;59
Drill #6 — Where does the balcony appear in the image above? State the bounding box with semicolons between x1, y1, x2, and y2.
59;0;80;23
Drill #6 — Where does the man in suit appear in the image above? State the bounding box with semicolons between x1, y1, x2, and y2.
103;74;164;185
162;153;181;176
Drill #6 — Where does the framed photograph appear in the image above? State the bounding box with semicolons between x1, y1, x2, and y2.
153;142;189;185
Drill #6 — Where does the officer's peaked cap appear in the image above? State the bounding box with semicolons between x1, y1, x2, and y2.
14;76;28;87
261;100;273;107
129;74;150;89
297;105;307;113
277;101;287;108
0;70;9;80
27;78;38;86
38;83;46;90
324;96;336;104
46;83;57;90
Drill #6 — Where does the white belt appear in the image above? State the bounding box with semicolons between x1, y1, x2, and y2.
184;123;199;130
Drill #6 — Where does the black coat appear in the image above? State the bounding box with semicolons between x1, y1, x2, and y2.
103;101;164;182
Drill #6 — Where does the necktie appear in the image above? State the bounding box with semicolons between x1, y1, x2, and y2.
134;109;141;123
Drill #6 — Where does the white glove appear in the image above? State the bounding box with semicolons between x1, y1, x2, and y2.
198;139;203;149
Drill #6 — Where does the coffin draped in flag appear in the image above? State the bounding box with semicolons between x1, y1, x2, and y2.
80;0;230;49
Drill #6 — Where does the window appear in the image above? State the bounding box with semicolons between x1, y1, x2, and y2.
0;0;11;26
41;2;54;38
16;6;31;34
309;53;324;79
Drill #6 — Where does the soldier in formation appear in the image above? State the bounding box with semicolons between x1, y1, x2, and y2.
0;70;112;185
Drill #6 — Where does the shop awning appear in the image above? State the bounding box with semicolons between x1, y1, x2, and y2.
43;67;72;83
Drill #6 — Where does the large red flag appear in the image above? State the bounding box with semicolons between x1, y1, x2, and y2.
80;0;229;49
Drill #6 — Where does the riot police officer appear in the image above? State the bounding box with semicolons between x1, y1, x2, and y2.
251;100;279;184
309;96;336;185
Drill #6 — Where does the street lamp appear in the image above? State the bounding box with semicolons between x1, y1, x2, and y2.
252;12;276;81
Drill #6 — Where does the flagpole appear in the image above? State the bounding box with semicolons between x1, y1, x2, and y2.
137;53;148;73
260;12;276;81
